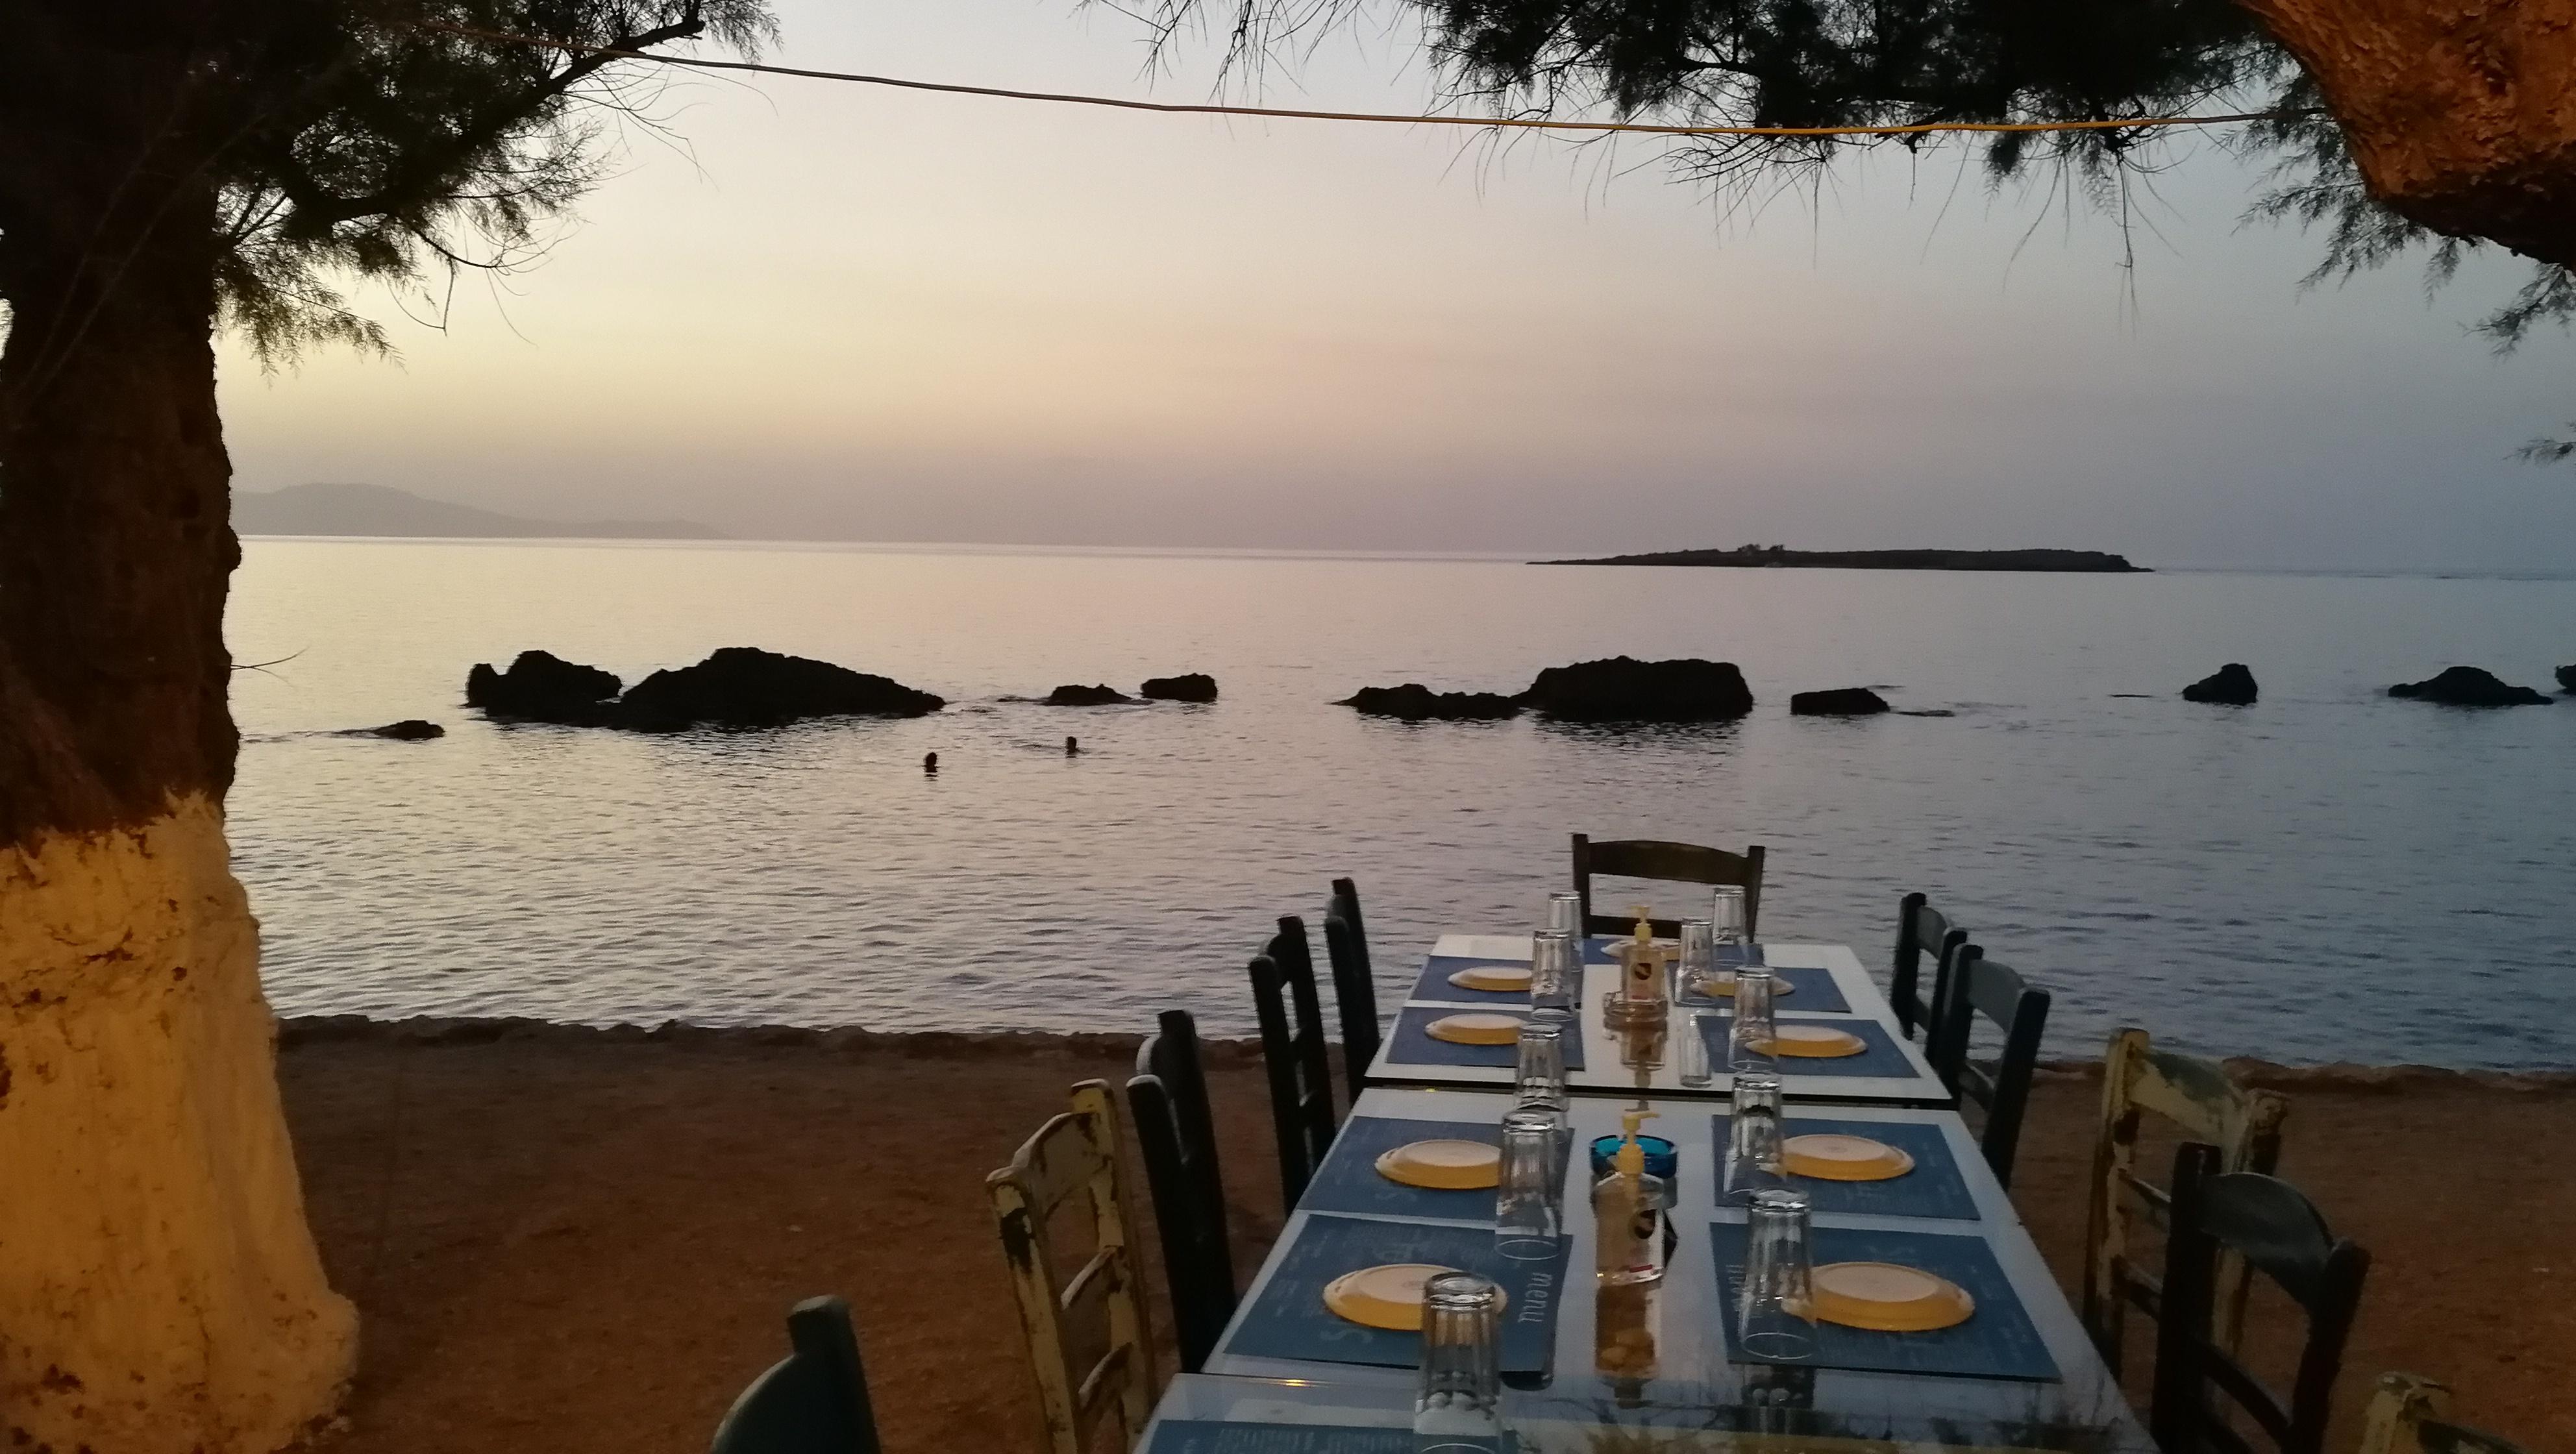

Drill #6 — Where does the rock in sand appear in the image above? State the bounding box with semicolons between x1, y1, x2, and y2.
2387;666;2551;708
2182;663;2259;705
1789;687;1890;717
1339;684;1521;721
1519;656;1753;721
1139;672;1219;702
465;649;622;724
1045;684;1132;706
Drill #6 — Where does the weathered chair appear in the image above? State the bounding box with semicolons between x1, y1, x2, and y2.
1926;943;2050;1188
1322;878;1381;1105
987;1081;1156;1454
1247;915;1337;1212
1570;833;1765;938
1890;891;1970;1041
708;1296;882;1454
2082;1027;2288;1375
2149;1143;2370;1454
1125;1009;1236;1374
2358;1374;2533;1454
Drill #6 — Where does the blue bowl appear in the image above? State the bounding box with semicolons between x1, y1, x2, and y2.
1588;1133;1679;1181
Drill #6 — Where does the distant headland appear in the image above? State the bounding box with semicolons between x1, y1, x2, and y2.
234;482;724;541
1535;544;2147;573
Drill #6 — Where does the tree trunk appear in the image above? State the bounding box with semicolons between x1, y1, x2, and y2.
0;32;358;1453
2238;0;2576;269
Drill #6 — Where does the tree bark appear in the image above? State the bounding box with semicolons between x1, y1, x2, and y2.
2237;0;2576;269
0;21;358;1453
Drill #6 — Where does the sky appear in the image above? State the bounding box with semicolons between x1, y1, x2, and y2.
213;0;2576;571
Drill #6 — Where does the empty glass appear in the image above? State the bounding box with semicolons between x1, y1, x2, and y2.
1513;1018;1568;1139
1545;891;1584;937
1739;1188;1816;1361
1676;1007;1716;1087
1723;1070;1786;1202
1528;929;1579;1020
1495;1107;1563;1259
1677;917;1714;999
1730;967;1779;1069
1415;1272;1509;1451
1710;885;1748;956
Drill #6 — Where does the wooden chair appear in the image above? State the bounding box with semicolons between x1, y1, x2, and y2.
708;1296;882;1454
987;1081;1156;1454
2359;1374;2533;1454
1124;1009;1236;1374
1926;943;2050;1188
2149;1143;2370;1454
1890;891;1970;1041
1247;915;1337;1213
1570;833;1764;938
2083;1027;2288;1375
1322;878;1380;1105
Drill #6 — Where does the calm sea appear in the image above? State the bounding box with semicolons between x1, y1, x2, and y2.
227;539;2576;1068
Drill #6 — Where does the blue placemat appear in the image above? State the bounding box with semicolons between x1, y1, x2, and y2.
1300;1117;1503;1221
1149;1423;1510;1454
1696;1015;1920;1081
1224;1214;1572;1374
1709;1115;1979;1220
1387;1007;1586;1070
1676;963;1852;1015
1707;1222;2058;1381
1411;955;1535;1005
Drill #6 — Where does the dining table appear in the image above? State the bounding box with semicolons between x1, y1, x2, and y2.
1139;1085;2151;1454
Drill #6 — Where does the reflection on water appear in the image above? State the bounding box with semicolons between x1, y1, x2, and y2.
227;539;2576;1066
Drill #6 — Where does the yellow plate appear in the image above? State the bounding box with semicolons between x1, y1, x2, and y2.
1376;1139;1502;1190
1811;1262;1975;1332
1690;971;1792;998
1761;1024;1867;1059
1321;1264;1505;1331
1449;965;1533;992
1426;1012;1525;1046
1783;1132;1916;1182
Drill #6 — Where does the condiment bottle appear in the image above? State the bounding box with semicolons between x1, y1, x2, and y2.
1618;905;1668;1026
1592;1109;1667;1285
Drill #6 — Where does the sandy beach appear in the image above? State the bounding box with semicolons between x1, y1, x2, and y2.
279;1019;2575;1453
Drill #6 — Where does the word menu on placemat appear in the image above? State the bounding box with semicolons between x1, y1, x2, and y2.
1709;1115;1980;1220
1707;1223;2059;1381
1299;1116;1502;1222
1222;1214;1570;1374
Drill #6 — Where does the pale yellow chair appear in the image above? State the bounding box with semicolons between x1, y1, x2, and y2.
988;1080;1156;1454
2359;1374;2532;1454
2082;1026;2288;1374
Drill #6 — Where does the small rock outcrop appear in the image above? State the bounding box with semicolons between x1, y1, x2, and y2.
367;719;445;740
1339;684;1521;721
2388;666;2551;708
2558;664;2576;694
465;650;622;724
2182;663;2259;705
1519;656;1753;721
619;648;945;730
1790;687;1890;717
1045;684;1132;706
1139;672;1219;702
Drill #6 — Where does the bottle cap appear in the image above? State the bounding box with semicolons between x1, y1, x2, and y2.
1615;1108;1660;1176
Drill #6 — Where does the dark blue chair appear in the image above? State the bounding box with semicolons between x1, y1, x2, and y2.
1248;915;1337;1212
1127;1009;1237;1373
1322;876;1381;1104
708;1295;882;1453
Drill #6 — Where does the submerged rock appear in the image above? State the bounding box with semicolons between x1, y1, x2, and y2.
1139;672;1219;703
619;648;945;729
1519;656;1753;721
2182;663;2259;706
1045;684;1132;706
2388;666;2551;708
1339;684;1521;721
2558;664;2576;694
367;719;445;740
1790;687;1890;717
465;650;622;724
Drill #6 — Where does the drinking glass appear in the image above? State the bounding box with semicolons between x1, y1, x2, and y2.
1710;885;1748;955
1730;967;1779;1069
1545;891;1584;937
1739;1189;1816;1361
1529;929;1579;1020
1513;1018;1568;1137
1676;1007;1716;1087
1495;1107;1563;1259
1415;1272;1509;1451
1677;917;1714;1000
1723;1070;1786;1202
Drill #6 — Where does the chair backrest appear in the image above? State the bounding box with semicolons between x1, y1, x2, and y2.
1890;891;1970;1041
987;1081;1156;1454
1570;833;1765;938
1126;1010;1236;1374
1926;943;2050;1188
2359;1374;2533;1454
1321;881;1380;1105
2083;1026;2288;1374
708;1296;882;1454
2151;1144;2370;1454
1246;915;1337;1212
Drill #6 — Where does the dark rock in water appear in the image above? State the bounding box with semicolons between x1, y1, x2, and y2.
1340;684;1522;721
2558;664;2576;694
2388;666;2551;708
367;719;445;740
1896;709;1957;717
2182;663;2259;705
1790;687;1890;717
465;649;622;724
1519;656;1753;721
619;647;945;729
1045;684;1132;706
1139;672;1219;702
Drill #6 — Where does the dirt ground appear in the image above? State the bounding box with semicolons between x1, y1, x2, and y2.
280;1020;2575;1453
